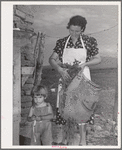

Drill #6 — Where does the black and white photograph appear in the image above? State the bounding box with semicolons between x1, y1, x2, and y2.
1;1;121;148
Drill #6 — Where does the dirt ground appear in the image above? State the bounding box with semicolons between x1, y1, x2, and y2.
20;68;118;146
20;112;118;146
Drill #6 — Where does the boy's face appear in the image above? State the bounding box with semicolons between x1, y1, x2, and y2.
34;89;46;105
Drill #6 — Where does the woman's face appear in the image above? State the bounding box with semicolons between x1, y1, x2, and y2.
69;25;82;39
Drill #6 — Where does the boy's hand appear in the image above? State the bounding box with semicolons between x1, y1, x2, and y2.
36;116;42;121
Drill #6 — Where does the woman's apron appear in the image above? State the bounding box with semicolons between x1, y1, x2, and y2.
57;36;90;108
56;36;100;124
63;35;91;80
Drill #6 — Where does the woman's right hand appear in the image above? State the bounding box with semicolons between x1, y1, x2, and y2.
31;115;36;121
58;67;71;81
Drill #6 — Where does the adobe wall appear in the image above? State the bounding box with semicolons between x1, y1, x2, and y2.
13;5;36;145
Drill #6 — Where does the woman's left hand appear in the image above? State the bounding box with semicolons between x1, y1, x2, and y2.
79;63;86;70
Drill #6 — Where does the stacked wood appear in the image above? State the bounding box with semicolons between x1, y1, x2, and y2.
13;5;34;32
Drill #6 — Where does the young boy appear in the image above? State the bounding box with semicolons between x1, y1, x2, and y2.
27;85;53;145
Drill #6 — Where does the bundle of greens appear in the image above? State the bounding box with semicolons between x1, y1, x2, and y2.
61;59;81;88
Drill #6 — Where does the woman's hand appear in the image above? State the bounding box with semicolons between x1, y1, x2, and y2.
79;63;86;71
36;116;42;121
31;115;36;121
58;67;71;81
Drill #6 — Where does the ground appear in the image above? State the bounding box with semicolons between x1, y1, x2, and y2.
20;68;118;146
20;94;118;146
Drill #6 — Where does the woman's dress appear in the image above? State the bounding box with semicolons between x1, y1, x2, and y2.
54;35;101;142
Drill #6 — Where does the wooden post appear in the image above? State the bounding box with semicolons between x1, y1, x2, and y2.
32;32;45;92
13;31;21;145
13;30;31;145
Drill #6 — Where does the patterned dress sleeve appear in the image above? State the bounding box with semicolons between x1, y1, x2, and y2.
53;39;65;62
90;37;99;56
53;40;62;55
86;36;99;62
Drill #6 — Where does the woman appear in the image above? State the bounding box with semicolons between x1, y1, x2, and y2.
49;15;101;145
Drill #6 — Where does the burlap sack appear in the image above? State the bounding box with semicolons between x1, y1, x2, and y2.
59;69;101;124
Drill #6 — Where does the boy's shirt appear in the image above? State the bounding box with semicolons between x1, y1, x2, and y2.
28;103;53;120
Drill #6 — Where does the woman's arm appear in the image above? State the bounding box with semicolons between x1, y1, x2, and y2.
49;52;70;81
49;52;61;72
80;54;101;69
85;53;101;66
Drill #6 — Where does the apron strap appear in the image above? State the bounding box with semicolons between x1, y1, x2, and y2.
64;35;71;49
80;35;86;49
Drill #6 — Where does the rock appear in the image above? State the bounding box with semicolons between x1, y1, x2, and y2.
94;130;110;138
87;134;93;141
52;124;63;143
100;116;106;122
71;133;80;145
114;125;118;136
94;125;102;131
105;122;113;132
88;143;93;145
86;126;92;133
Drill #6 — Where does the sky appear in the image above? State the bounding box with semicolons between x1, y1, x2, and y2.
30;4;119;66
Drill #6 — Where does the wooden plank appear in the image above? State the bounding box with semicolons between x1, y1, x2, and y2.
34;33;40;67
14;17;34;31
13;121;20;145
16;5;34;17
22;67;35;75
15;9;26;19
25;15;34;24
16;22;27;30
13;5;17;10
33;33;45;89
13;5;17;15
14;12;34;24
18;22;27;29
13;35;21;145
13;15;21;22
26;26;34;32
22;75;30;87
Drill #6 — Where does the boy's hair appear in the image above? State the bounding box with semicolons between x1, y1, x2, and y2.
32;85;48;98
31;85;48;107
